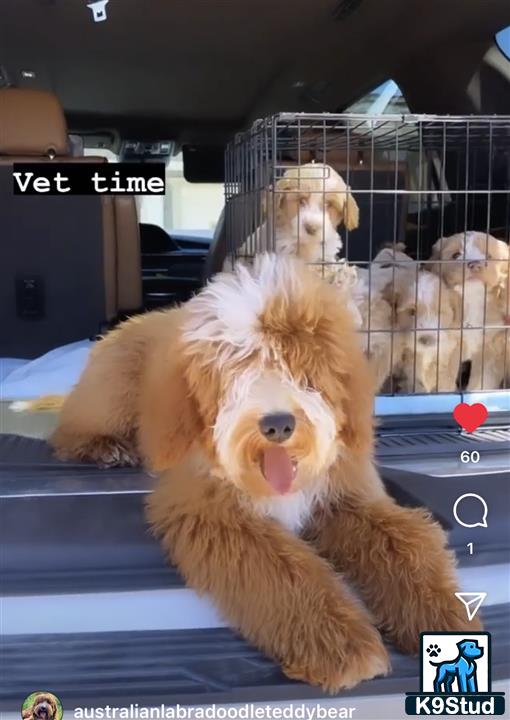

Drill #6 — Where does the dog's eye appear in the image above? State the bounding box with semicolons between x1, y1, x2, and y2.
452;251;461;260
299;197;307;208
408;308;416;317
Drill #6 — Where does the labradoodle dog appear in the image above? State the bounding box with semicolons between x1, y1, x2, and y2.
50;254;478;693
22;694;58;720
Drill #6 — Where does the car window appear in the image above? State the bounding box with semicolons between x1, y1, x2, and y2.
496;26;510;60
345;79;410;114
83;147;223;236
165;152;223;235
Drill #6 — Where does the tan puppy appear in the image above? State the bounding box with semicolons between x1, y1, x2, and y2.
350;266;396;392
430;231;510;390
392;271;461;393
451;280;507;391
228;163;359;280
51;255;476;692
468;274;510;390
347;245;416;391
495;278;510;387
373;242;415;271
430;231;509;292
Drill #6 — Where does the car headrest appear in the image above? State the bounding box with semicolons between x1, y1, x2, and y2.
0;88;69;157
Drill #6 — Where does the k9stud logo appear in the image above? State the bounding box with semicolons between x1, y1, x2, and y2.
405;632;505;715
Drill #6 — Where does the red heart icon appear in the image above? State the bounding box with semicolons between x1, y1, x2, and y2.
453;403;488;433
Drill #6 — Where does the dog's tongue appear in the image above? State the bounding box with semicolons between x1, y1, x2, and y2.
262;447;294;494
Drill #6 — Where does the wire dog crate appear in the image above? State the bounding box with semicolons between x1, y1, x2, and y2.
223;113;510;410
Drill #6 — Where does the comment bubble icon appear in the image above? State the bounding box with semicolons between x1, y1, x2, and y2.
453;493;488;529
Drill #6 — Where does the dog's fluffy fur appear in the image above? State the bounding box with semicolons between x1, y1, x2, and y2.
51;254;476;692
22;695;58;720
228;163;359;279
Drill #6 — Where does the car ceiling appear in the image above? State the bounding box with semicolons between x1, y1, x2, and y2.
1;0;510;144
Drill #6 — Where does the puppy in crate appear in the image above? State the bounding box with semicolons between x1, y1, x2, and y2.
349;243;416;392
430;231;510;390
224;162;360;283
390;269;462;393
51;254;477;692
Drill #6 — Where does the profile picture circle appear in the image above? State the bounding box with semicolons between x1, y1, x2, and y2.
21;692;63;720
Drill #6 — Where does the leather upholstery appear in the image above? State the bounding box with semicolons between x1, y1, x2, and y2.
0;88;69;157
0;88;142;332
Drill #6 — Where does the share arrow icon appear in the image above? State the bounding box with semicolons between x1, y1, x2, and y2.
455;592;487;621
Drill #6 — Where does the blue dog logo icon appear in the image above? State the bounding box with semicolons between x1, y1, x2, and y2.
405;632;506;715
430;638;484;694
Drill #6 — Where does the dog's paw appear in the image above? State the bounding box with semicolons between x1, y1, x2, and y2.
94;438;140;468
390;597;483;655
282;621;390;693
435;602;484;634
55;435;140;467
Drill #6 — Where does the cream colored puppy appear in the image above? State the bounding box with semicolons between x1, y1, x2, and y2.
392;271;461;393
451;279;507;390
226;163;359;278
372;243;417;306
430;231;510;390
343;245;417;392
493;278;510;387
351;267;396;392
462;274;510;391
430;231;509;293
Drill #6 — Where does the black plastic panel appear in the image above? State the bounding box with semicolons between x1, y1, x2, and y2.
1;604;508;711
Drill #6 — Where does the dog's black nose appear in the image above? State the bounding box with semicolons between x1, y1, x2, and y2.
467;260;483;272
259;413;296;443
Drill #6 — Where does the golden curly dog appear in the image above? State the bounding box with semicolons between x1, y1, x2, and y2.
22;694;58;720
51;254;478;693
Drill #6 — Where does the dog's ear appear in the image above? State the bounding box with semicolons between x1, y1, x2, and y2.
138;337;203;472
485;237;509;261
430;238;444;260
274;177;294;210
337;350;375;456
428;238;447;277
319;317;375;457
491;238;510;286
343;189;360;231
445;283;462;325
260;186;271;222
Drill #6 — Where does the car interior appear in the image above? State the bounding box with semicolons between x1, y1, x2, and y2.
1;0;510;715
